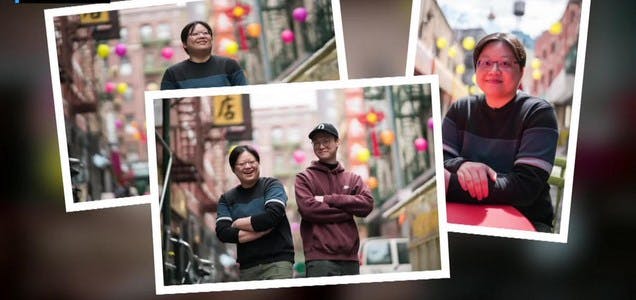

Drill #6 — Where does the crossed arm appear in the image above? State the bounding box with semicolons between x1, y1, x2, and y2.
295;174;374;223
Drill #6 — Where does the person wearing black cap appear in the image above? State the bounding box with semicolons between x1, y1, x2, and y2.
295;123;374;277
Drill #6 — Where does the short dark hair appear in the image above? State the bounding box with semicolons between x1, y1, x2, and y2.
473;32;526;69
180;21;213;54
228;145;260;169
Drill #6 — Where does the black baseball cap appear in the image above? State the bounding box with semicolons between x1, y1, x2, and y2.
308;122;339;139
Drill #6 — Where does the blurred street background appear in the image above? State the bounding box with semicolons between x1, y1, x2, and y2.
54;0;337;201
1;0;636;299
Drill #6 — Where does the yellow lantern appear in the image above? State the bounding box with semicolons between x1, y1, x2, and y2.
448;46;458;58
366;112;378;124
436;37;448;49
97;44;110;59
116;82;128;95
225;40;239;55
462;36;476;51
233;6;246;18
356;148;371;164
246;23;262;38
455;63;466;75
532;69;542;80
472;74;477;84
531;58;542;69
549;21;563;35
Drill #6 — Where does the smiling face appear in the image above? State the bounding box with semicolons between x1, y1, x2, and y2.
183;23;213;57
311;132;339;164
233;151;260;188
475;41;524;108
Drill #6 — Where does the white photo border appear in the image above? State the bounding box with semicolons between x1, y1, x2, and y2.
45;0;349;212
406;0;591;243
145;75;450;294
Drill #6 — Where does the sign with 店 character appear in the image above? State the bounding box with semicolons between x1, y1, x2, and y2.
213;95;244;126
80;12;110;25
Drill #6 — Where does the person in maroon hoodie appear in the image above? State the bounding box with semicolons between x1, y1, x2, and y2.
295;122;374;277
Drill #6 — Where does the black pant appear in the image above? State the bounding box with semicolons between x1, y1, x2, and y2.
305;260;359;277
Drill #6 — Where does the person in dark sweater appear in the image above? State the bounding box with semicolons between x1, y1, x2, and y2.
216;145;294;281
442;32;558;232
295;123;374;277
160;21;247;90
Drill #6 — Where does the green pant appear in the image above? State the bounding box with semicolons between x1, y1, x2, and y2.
239;261;293;281
305;260;359;277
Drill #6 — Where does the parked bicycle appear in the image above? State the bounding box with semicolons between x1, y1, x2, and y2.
165;236;214;284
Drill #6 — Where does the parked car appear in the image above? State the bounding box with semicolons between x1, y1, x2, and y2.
359;237;411;274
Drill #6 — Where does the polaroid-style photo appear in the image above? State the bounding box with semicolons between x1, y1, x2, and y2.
145;76;449;293
406;0;590;242
45;0;347;211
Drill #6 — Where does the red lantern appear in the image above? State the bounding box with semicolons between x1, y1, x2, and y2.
281;29;295;44
293;149;306;165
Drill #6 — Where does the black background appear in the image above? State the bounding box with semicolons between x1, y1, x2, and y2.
1;0;635;298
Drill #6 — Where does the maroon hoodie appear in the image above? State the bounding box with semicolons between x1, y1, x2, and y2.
295;161;374;262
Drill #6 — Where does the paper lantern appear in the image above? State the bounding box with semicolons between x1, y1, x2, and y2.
427;117;434;129
549;21;563;35
225;40;239;55
115;119;123;129
292;7;308;22
532;69;542;80
116;82;128;95
414;137;428;152
462;36;476;51
97;44;110;58
293;149;307;165
246;23;262;38
472;74;477;84
436;37;448;49
356;148;371;163
115;43;127;57
531;58;542;69
105;82;116;94
366;112;378;125
380;130;395;146
281;29;295;44
233;6;246;18
448;46;458;58
455;63;466;75
367;176;378;190
161;47;174;60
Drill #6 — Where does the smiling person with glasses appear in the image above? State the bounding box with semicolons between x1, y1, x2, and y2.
215;145;294;281
295;123;374;277
442;32;559;232
161;21;247;90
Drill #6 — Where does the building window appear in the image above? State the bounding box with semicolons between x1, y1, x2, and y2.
140;24;153;42
120;57;133;77
157;23;171;40
120;27;128;42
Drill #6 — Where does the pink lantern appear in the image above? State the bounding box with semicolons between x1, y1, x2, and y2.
281;29;295;44
293;149;306;165
115;119;123;129
105;82;116;94
414;137;428;152
427;117;434;129
161;47;174;60
115;43;127;57
292;7;308;22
